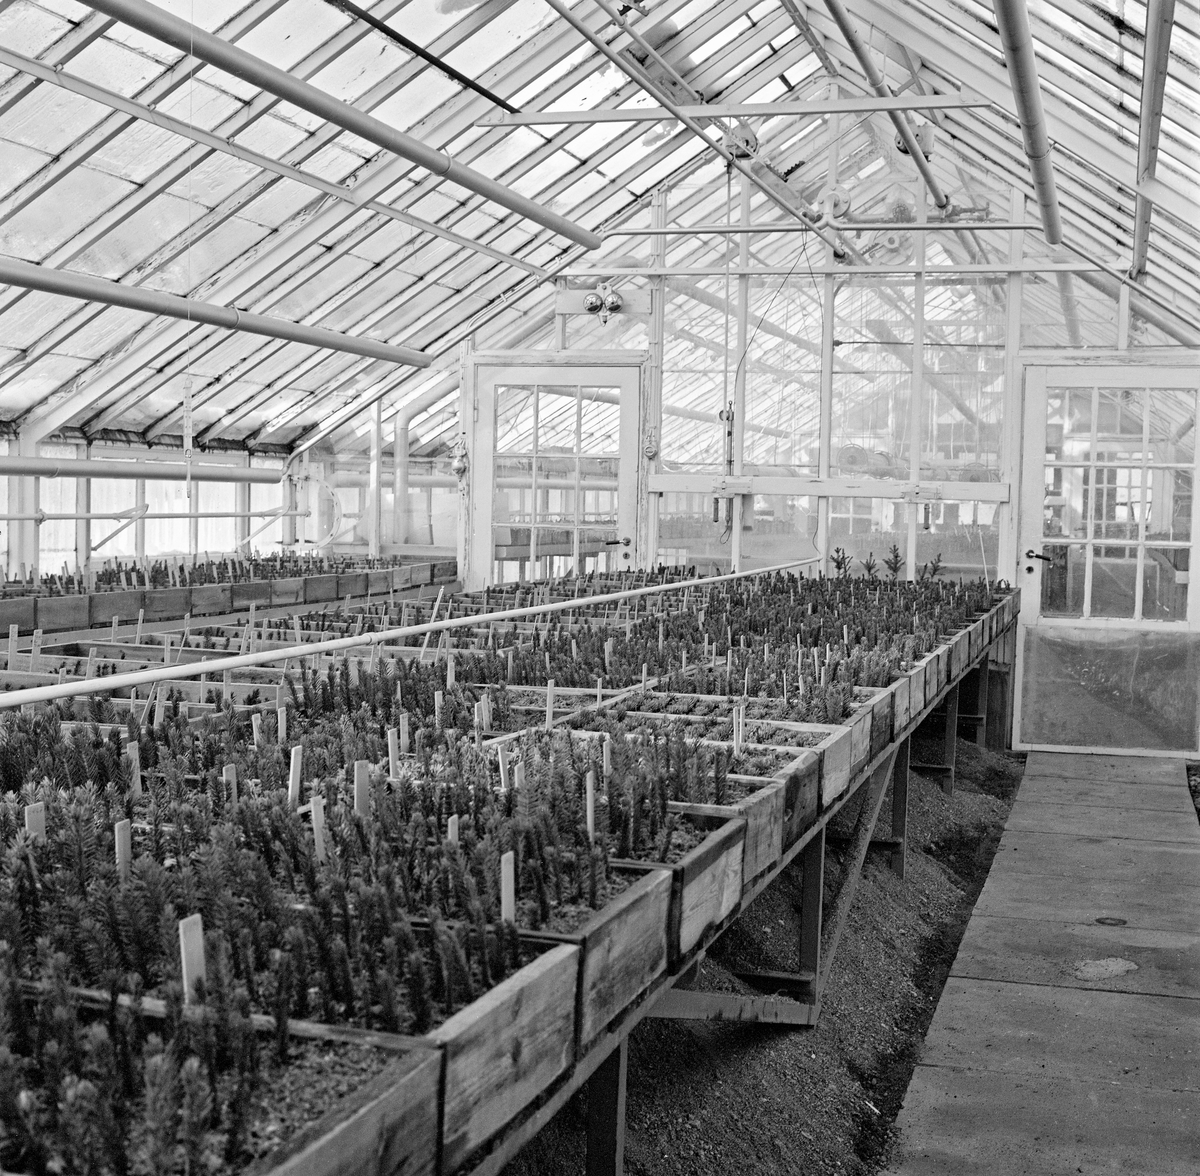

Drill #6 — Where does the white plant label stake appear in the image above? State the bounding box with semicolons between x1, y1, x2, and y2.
500;851;516;924
127;742;142;799
135;608;145;644
388;728;401;779
434;690;444;729
251;713;262;748
179;914;206;1005
545;679;555;731
354;761;369;818
115;819;132;883
447;814;459;846
399;712;411;754
585;770;596;844
277;707;287;744
6;625;16;670
288;745;303;809
498;745;511;791
24;802;45;843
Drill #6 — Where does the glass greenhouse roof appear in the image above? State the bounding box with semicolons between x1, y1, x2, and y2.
0;0;1195;457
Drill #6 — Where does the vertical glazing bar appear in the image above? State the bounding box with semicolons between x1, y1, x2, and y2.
646;186;667;568
1082;386;1097;617
585;1038;628;1176
817;96;839;577
573;388;582;575
999;188;1026;585
76;444;91;583
908;194;926;581
731;175;751;572
368;399;383;557
530;387;540;579
1134;389;1148;619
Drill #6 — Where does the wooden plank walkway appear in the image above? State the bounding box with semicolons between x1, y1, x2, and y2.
886;751;1200;1175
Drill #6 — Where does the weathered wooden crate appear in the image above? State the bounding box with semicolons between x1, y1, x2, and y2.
393;565;414;588
89;589;144;627
190;584;232;616
892;674;912;734
305;574;339;603
853;686;894;761
950;629;969;680
142;587;192;621
844;699;873;773
338;572;369;598
271;577;306;605
777;748;819;846
570;868;672;1048
0;596;37;636
672;781;784;891
232;581;272;609
431;943;579;1172
409;562;433;585
368;569;393;595
433;560;458;582
969;616;984;662
35;594;89;632
770;722;853;808
253;1049;442;1176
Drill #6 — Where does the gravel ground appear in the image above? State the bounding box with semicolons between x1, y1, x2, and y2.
504;740;1024;1176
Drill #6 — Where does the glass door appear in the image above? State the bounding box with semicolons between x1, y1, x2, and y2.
462;354;645;589
1016;365;1200;751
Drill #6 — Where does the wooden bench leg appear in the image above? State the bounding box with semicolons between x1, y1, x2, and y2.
799;826;824;1005
586;1038;628;1176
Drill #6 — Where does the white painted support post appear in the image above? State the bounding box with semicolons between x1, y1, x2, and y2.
115;818;132;883
288;745;303;809
353;760;369;818
500;850;516;923
24;802;45;843
179;913;206;1004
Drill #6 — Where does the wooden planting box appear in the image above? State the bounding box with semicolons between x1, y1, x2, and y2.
305;574;340;603
970;617;985;662
35;594;89;632
232;580;273;609
431;943;580;1172
271;576;306;605
671;781;784;891
142;586;192;621
892;674;912;734
0;596;36;635
88;589;143;627
190;583;232;615
255;1049;442;1176
774;722;854;808
844;700;873;774
570;867;673;1048
369;569;393;595
338;572;369;598
858;685;894;759
950;629;969;680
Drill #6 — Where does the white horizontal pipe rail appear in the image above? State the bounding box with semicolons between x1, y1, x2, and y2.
0;456;284;483
0;559;817;709
606;222;1045;236
80;0;601;251
0;510;309;523
0;256;429;369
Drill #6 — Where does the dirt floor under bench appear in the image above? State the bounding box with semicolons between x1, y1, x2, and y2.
503;741;1025;1176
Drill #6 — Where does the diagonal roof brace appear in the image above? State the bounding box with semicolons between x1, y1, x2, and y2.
79;0;602;250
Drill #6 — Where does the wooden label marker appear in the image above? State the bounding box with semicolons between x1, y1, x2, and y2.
500;851;516;924
498;745;511;791
223;764;238;806
85;648;97;678
153;695;167;729
288;745;303;809
585;770;596;844
178;914;206;1005
446;814;459;846
251;713;262;748
309;794;327;864
277;707;287;744
388;728;400;779
24;802;45;843
110;616;119;642
545;679;555;731
603;736;612;783
399;712;410;754
353;760;369;818
115;818;132;882
29;629;42;668
434;690;444;729
446;653;455;688
6;625;16;670
596;677;603;705
135;608;144;644
127;742;142;799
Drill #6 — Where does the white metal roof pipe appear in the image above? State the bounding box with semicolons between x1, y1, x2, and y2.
80;0;602;252
990;0;1064;244
0;455;283;482
0;255;429;368
820;0;949;210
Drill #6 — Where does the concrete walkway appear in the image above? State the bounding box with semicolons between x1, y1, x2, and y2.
887;751;1200;1175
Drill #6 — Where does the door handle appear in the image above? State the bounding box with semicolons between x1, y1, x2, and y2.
605;537;632;547
1024;549;1052;562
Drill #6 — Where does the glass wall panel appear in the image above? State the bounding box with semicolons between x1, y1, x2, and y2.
1022;627;1200;750
656;492;730;572
741;495;817;569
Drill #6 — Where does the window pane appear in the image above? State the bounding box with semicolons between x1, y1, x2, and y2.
1091;550;1138;618
1148;388;1196;466
495;385;535;452
580;389;621;454
535;386;578;452
1142;547;1189;621
1041;543;1085;616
